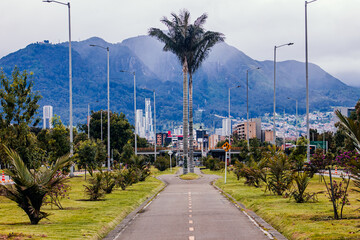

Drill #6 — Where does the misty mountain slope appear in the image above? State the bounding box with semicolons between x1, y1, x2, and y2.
0;35;359;129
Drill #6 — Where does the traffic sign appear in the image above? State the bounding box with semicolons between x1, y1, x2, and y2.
168;150;173;156
222;142;231;152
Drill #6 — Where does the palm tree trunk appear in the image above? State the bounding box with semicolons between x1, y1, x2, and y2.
183;58;189;174
189;73;194;173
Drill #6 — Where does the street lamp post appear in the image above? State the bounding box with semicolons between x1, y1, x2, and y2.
273;43;294;145
287;97;298;140
100;110;103;141
43;0;73;176
305;0;318;162
121;70;137;155
88;104;90;139
246;67;260;150
90;44;110;170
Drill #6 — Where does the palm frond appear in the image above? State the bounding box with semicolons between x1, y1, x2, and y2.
335;110;360;152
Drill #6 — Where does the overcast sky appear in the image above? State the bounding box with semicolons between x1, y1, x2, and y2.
1;0;360;86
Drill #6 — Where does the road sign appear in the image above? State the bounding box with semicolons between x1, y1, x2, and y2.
168;150;173;156
222;142;231;152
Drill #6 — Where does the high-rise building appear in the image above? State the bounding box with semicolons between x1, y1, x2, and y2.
136;109;145;138
43;105;53;129
333;107;355;123
222;118;231;136
136;99;154;141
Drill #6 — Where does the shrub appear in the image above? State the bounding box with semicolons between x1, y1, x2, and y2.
154;156;169;171
0;146;70;224
263;146;294;196
84;172;105;201
44;176;71;209
289;172;317;203
114;170;127;190
204;157;224;171
101;171;116;194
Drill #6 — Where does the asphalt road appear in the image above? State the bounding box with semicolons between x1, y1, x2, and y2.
106;168;274;240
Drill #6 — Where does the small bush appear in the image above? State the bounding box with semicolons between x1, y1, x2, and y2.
84;172;105;201
101;171;116;194
204;157;224;171
44;175;71;209
154;156;170;171
289;172;317;203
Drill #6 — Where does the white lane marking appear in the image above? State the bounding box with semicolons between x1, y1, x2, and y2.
189;220;193;224
189;210;192;213
189;236;195;240
189;214;192;218
189;206;192;209
189;227;194;231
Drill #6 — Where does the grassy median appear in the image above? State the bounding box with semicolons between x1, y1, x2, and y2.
0;175;164;240
179;173;200;180
202;169;360;240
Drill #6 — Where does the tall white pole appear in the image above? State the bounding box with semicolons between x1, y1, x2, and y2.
101;110;103;141
88;104;90;139
154;90;156;162
273;46;277;146
134;72;137;155
246;70;250;150
228;87;231;168
305;1;311;162
107;48;110;171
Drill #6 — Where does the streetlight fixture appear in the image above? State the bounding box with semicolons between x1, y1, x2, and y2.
43;0;74;176
246;67;260;150
89;44;110;171
121;70;137;155
226;85;240;183
273;42;294;145
142;88;156;161
305;0;318;162
287;97;298;141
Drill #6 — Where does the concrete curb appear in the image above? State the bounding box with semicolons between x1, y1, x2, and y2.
211;181;287;240
103;176;169;240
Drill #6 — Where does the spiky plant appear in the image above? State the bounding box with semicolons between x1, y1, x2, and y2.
0;146;70;224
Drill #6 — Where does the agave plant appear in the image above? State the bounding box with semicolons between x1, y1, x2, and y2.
0;146;70;224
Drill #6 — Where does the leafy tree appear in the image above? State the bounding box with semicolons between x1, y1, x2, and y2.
37;115;70;164
79;111;134;154
75;140;102;179
0;67;42;168
0;146;70;224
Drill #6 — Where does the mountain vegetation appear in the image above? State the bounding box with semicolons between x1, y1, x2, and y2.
0;36;359;130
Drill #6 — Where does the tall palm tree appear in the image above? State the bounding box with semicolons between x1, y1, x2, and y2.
186;15;224;172
149;10;192;173
0;146;70;224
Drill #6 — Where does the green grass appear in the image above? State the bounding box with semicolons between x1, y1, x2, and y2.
0;175;164;239
150;166;180;176
202;169;360;240
179;173;200;180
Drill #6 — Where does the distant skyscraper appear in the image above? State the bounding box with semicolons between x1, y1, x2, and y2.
43;105;53;129
222;118;231;136
135;99;154;141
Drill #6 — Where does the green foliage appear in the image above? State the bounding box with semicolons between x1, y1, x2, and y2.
37;116;70;164
79;111;134;154
44;179;71;209
101;171;116;194
289;136;307;171
154;156;170;171
84;172;105;201
263;146;294;196
203;156;224;171
0;67;42;168
236;158;266;188
120;142;134;165
289;172;317;203
0;146;70;224
75;139;105;177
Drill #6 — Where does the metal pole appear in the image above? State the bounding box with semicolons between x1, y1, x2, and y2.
296;100;298;139
246;70;250;150
154;90;156;162
134;72;137;155
273;46;277;146
305;1;310;162
107;47;110;171
101;110;103;141
224;151;227;184
228;88;231;168
283;109;286;149
88;104;90;139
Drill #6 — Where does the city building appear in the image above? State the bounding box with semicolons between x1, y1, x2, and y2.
222;118;231;136
135;99;154;141
333;107;355;123
43;105;53;129
261;130;274;143
209;134;226;149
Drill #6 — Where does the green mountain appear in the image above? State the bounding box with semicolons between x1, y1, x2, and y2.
0;36;359;130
